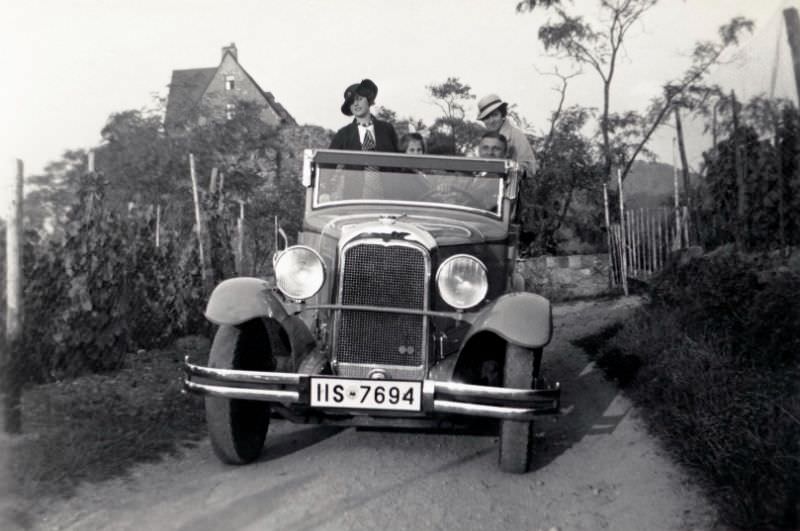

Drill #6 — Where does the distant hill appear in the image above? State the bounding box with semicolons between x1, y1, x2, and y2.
615;160;694;210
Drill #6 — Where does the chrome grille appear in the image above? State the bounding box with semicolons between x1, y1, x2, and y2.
334;241;428;376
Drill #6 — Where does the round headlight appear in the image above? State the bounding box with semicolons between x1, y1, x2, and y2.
274;246;325;300
436;254;488;309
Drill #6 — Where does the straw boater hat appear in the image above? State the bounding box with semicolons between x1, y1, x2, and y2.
476;94;508;121
341;79;379;116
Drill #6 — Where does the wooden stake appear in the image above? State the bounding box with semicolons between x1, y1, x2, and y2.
208;167;218;193
732;90;747;250
674;106;691;209
4;160;23;433
189;154;206;282
617;169;628;295
672;137;681;249
236;200;245;275
603;183;613;288
155;204;161;248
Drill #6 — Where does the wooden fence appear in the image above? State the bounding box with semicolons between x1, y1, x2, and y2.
608;206;691;288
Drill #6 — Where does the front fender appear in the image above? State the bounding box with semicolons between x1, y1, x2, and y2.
465;292;552;348
205;277;316;364
205;277;289;326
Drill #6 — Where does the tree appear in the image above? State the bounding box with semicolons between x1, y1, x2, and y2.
518;1;754;183
373;106;428;140
98;109;180;212
426;77;481;154
25;149;89;236
521;70;605;254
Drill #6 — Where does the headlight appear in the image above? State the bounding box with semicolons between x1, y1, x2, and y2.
436;254;488;309
274;246;325;300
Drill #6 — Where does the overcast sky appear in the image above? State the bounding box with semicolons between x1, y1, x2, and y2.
1;0;798;205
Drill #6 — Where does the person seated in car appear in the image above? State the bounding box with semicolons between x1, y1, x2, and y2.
476;94;536;177
400;132;426;155
465;131;509;211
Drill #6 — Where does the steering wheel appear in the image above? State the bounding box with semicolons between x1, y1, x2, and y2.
418;187;481;206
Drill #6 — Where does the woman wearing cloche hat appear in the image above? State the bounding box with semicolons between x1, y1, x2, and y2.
476;93;537;177
330;78;399;152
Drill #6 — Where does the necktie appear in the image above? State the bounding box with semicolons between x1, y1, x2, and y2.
360;128;382;197
362;129;376;151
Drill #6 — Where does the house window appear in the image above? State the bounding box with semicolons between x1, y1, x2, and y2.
225;75;235;90
226;103;236;120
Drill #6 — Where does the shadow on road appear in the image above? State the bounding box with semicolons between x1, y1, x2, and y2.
258;426;345;463
527;304;634;472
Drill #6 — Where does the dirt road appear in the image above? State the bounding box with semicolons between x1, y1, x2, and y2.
34;297;717;531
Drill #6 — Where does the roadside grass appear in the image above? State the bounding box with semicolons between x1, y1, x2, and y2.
8;336;209;503
572;256;800;530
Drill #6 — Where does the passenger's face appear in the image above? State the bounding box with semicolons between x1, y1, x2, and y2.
481;109;504;132
478;138;506;159
405;140;424;154
350;95;371;119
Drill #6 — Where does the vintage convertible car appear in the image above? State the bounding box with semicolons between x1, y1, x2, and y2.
184;149;560;473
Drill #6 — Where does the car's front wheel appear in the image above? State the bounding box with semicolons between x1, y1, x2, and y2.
498;344;538;473
205;320;273;464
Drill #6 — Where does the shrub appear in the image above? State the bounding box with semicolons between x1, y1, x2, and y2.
585;252;800;529
649;250;799;367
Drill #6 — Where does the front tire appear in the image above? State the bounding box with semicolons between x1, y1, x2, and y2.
498;344;538;473
205;320;273;464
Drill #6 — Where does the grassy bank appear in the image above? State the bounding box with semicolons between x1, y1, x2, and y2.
575;251;800;530
7;336;209;503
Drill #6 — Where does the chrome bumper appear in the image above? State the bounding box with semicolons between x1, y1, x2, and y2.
184;358;560;421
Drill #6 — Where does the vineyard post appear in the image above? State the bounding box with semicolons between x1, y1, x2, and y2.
236;200;245;275
731;90;746;251
617;169;628;296
603;183;613;288
189;154;207;283
155;204;160;248
672;137;681;249
4;159;23;433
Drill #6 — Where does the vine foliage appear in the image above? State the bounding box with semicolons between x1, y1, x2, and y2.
18;170;205;383
698;105;800;250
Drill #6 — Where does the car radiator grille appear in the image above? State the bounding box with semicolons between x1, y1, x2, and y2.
335;242;427;376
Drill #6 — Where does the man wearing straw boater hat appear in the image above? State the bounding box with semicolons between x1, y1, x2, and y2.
330;78;399;152
476;93;537;177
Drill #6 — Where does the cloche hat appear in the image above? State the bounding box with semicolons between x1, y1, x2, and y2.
341;78;379;116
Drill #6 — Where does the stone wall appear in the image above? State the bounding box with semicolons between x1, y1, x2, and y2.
516;254;612;301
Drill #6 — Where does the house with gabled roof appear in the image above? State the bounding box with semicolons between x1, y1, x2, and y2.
164;43;296;135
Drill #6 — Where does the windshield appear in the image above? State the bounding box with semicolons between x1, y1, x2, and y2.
314;164;504;215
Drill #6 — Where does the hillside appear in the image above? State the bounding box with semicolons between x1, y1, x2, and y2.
617;160;694;210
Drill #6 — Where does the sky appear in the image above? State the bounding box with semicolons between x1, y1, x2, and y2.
1;0;798;210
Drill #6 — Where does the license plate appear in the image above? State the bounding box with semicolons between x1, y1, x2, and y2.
310;377;422;412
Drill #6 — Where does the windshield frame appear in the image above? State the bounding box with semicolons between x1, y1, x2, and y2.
304;149;518;219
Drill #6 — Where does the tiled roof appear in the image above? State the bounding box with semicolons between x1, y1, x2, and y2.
164;68;217;130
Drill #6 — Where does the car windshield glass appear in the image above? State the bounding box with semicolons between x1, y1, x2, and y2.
314;165;504;214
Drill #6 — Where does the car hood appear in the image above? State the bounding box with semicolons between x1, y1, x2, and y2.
304;207;508;247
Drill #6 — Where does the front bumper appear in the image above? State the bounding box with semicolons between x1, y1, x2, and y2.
183;359;560;421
